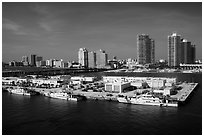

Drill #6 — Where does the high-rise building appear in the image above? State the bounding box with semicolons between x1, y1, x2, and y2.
150;39;155;64
54;60;63;68
35;56;43;67
180;39;196;64
168;33;196;66
88;51;96;68
78;48;88;68
46;59;54;67
191;45;196;64
22;56;29;66
168;32;181;67
30;54;36;66
96;49;108;68
137;34;155;64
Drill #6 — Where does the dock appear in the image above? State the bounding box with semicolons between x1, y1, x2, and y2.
171;83;198;102
2;82;198;103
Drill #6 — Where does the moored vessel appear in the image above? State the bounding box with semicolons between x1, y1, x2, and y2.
117;93;178;107
9;87;31;96
48;92;82;101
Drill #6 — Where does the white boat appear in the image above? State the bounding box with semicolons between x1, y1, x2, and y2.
49;92;81;101
182;70;193;73
117;94;178;107
9;88;31;96
50;92;69;100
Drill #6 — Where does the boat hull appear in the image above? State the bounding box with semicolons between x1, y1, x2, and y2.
9;89;31;96
117;97;178;107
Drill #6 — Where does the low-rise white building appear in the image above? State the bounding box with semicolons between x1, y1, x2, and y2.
2;77;18;85
102;76;177;89
153;87;174;96
149;79;166;88
105;82;131;93
70;76;96;84
130;80;146;88
31;79;61;87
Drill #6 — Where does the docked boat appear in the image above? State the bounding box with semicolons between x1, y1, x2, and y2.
9;87;31;96
49;92;82;101
117;93;178;107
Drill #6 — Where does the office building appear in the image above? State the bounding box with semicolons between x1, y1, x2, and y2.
88;51;96;68
96;49;108;68
22;56;29;66
46;59;54;67
30;54;36;66
137;34;155;65
78;48;88;68
9;60;24;67
168;32;181;67
54;60;63;68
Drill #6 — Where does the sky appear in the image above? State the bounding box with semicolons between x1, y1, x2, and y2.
2;2;202;63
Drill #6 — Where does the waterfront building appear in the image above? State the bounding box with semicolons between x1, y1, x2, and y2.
168;32;181;67
105;82;131;93
78;48;88;68
46;59;54;67
180;39;196;64
70;76;96;84
88;51;96;68
109;60;120;69
191;45;196;64
153;87;173;96
150;39;155;64
2;77;19;85
96;49;108;68
22;56;29;66
31;78;62;88
168;33;196;66
54;60;63;68
61;62;69;68
30;54;36;66
9;60;24;67
52;59;69;68
102;76;177;88
137;34;155;65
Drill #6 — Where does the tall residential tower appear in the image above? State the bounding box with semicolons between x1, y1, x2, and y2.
78;48;88;68
88;51;96;68
96;49;108;68
137;34;155;65
30;54;36;66
168;32;181;67
168;32;196;67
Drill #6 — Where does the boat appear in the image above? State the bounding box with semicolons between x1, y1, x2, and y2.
117;93;178;107
9;87;31;96
49;92;82;101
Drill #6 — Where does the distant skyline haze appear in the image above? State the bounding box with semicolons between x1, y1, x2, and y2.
2;2;202;63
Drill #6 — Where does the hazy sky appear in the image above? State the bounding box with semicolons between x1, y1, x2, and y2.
2;2;202;63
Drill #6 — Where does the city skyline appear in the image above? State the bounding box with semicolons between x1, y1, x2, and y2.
2;2;202;63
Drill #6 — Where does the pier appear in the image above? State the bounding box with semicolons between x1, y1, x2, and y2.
171;83;198;102
2;82;198;103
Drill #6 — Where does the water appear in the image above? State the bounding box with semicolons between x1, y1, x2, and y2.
2;72;202;135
